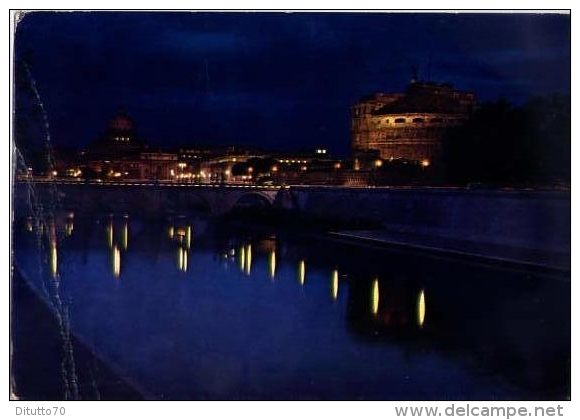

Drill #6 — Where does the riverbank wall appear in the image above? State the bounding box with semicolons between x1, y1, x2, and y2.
288;187;570;255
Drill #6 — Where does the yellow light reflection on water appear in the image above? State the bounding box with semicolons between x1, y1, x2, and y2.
49;220;58;277
113;245;121;278
66;213;74;236
168;226;174;239
417;289;426;327
298;260;305;285
245;244;252;276
240;246;246;272
269;250;276;279
371;278;379;315
108;221;114;248
50;241;57;277
177;246;183;271
65;221;73;236
331;269;338;300
123;221;128;250
179;248;188;273
185;226;192;249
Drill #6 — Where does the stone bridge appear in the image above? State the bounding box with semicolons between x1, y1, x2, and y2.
14;180;291;216
13;179;570;259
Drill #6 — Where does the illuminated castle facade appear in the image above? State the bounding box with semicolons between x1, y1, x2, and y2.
351;81;476;166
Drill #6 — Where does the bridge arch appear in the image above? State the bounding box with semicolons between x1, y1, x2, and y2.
230;191;275;210
175;191;213;214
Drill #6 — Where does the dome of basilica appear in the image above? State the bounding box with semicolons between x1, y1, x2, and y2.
108;109;134;133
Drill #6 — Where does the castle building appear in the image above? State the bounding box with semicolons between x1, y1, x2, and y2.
351;81;476;167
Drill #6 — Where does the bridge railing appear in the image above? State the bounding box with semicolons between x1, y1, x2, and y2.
14;176;283;190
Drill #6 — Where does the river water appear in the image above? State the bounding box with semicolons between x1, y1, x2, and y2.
12;211;570;400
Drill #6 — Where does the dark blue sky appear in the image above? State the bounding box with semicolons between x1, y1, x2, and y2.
14;11;570;156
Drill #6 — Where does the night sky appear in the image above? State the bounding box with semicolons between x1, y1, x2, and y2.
14;11;570;157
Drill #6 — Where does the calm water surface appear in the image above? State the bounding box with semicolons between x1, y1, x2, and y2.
13;211;570;400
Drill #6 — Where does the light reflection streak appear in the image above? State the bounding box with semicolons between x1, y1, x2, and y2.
244;244;252;276
371;278;379;315
122;220;128;250
49;220;57;277
65;222;73;236
65;212;74;236
417;289;426;327
50;220;56;241
113;245;120;278
269;250;276;279
107;220;113;248
168;226;174;239
185;226;191;249
178;247;188;273
298;260;305;286
50;240;57;277
240;246;246;272
331;269;338;300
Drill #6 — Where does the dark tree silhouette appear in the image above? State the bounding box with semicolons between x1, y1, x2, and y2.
442;95;570;187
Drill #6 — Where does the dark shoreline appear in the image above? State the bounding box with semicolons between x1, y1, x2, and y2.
10;266;143;401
